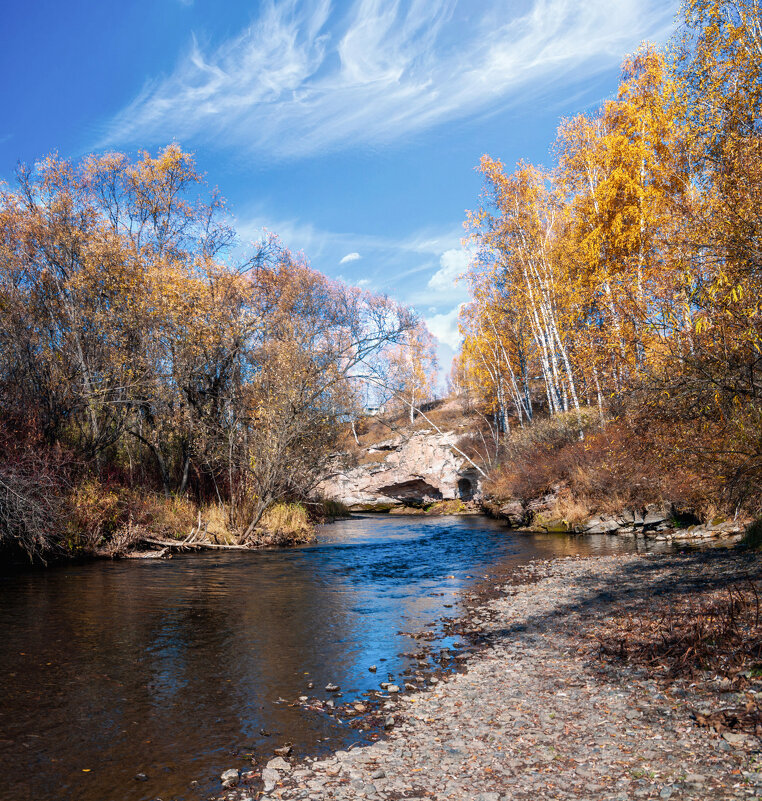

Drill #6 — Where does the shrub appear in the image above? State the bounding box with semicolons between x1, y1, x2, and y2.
319;498;351;520
0;463;62;561
67;481;125;549
256;502;315;546
66;482;198;552
742;518;762;550
486;409;723;522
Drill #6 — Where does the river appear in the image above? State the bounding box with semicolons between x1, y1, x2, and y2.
0;514;663;801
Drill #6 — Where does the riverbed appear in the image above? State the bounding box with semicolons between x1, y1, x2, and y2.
0;515;663;801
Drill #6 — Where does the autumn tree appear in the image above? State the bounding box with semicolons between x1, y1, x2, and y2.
0;145;424;557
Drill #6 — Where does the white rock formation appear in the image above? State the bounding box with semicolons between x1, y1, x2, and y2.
320;429;479;509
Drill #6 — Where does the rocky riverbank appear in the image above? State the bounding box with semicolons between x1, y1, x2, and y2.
484;491;745;546
219;549;762;800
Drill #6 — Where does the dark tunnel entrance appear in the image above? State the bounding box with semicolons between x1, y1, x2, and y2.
457;477;474;501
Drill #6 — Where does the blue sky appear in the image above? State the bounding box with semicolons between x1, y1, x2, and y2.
0;0;679;372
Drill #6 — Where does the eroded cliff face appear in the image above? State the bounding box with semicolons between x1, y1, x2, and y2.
319;429;480;510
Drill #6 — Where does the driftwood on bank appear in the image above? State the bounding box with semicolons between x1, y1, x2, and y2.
139;536;249;551
131;513;250;557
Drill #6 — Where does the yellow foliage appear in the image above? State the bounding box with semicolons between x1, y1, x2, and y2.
256;503;315;546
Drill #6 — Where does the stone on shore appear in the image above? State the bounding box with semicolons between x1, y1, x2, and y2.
223;552;759;801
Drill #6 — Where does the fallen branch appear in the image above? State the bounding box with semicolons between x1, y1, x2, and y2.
140;536;250;551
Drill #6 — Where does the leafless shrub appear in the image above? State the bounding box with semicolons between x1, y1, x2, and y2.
0;464;61;562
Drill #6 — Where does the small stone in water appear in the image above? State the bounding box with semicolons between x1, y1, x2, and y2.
274;744;292;757
299;695;308;701
387;684;401;693
220;768;239;787
368;665;377;672
325;682;340;692
135;773;148;782
307;681;314;689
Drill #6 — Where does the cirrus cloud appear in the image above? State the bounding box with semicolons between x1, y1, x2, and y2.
99;0;678;159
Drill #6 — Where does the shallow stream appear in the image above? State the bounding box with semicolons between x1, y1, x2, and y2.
0;515;663;801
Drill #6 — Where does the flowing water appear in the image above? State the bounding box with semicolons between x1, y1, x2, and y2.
0;515;663;801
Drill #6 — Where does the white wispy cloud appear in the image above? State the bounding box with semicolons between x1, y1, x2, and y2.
339;251;361;264
235;209;461;263
99;0;678;158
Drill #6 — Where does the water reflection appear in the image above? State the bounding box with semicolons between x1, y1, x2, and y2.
0;515;662;801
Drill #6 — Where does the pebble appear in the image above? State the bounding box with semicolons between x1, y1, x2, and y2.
220;768;239;788
261;766;279;793
723;730;749;746
221;553;758;801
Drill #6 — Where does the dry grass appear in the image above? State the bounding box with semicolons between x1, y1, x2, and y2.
549;494;593;527
425;499;468;515
356;450;392;466
318;498;351;520
67;482;199;552
339;397;479;454
256;502;315;546
203;503;236;543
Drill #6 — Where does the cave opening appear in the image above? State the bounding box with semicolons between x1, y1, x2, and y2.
376;479;443;506
457;477;474;501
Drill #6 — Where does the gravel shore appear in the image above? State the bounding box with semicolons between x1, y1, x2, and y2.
223;551;762;800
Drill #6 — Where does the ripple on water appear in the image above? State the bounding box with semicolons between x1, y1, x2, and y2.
0;514;661;801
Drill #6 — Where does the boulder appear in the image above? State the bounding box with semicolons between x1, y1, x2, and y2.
498;501;525;526
539;518;573;533
643;502;673;527
261;766;280;793
584;518;620;534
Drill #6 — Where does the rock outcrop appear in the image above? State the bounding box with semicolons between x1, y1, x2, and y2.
320;429;480;510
